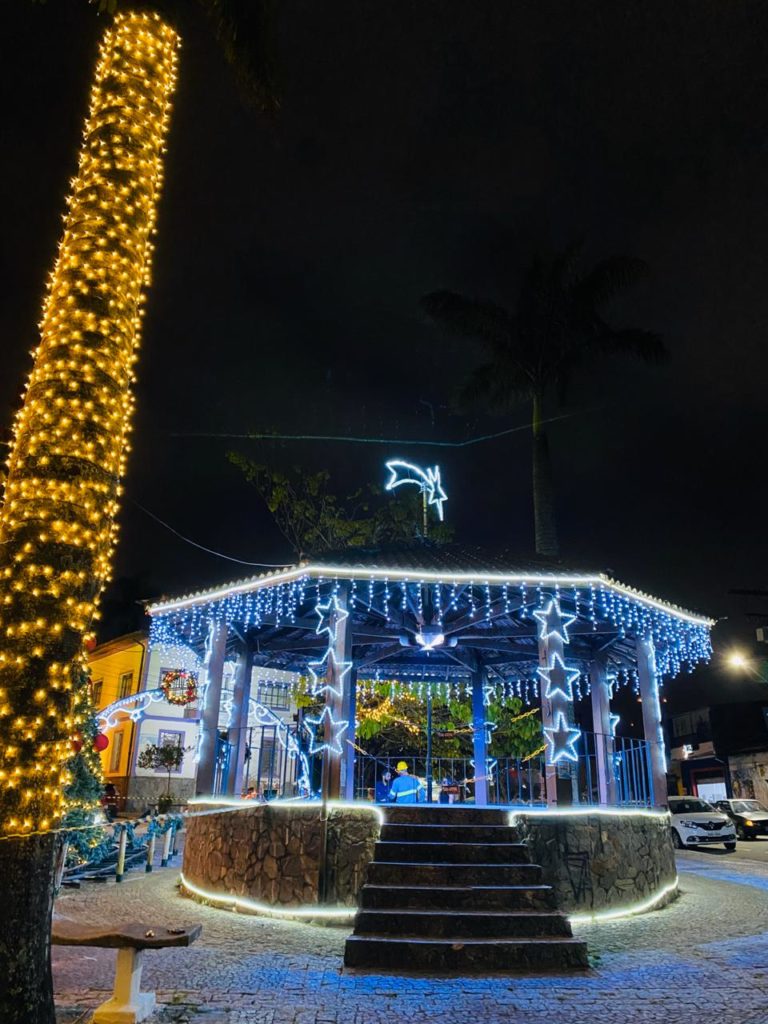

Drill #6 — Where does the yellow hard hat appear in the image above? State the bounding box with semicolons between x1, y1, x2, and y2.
396;761;409;772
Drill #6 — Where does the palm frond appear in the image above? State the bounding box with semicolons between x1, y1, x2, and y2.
198;0;280;113
591;327;668;363
458;361;531;413
420;290;514;353
573;255;650;309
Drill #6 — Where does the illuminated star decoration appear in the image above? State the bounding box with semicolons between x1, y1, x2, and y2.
484;720;498;745
307;651;352;700
315;594;349;643
609;713;621;737
533;599;577;645
302;706;349;756
543;712;582;764
483;683;495;707
536;653;581;702
384;459;448;521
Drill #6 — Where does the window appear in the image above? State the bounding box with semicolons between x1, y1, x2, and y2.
110;730;124;773
91;679;103;707
256;681;290;710
117;671;133;699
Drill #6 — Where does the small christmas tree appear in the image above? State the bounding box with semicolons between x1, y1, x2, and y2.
61;663;112;867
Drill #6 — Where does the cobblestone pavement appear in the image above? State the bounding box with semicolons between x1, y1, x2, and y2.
54;851;768;1024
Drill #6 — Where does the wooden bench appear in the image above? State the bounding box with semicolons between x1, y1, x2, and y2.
52;918;202;1024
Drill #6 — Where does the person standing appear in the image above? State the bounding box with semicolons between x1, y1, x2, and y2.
388;761;425;804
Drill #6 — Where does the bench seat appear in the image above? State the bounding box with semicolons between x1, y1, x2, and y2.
52;918;201;1024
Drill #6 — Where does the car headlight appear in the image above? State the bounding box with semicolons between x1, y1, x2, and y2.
679;820;698;828
745;819;754;827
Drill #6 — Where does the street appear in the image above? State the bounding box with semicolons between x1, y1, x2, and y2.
53;851;768;1024
681;836;768;865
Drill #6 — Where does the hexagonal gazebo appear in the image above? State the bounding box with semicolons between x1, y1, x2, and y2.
147;543;713;809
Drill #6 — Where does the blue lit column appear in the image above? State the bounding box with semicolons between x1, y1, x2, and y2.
226;643;253;796
590;658;616;806
343;669;357;801
324;583;352;801
196;622;228;796
471;667;488;807
536;599;581;807
636;635;667;806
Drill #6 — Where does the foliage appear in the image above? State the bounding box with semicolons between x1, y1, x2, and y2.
354;685;542;761
137;741;189;798
421;243;667;555
228;455;453;557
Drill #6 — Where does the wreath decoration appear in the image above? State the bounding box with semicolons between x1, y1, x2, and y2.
161;669;198;706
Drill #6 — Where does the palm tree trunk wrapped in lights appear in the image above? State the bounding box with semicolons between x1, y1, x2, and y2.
0;12;179;1022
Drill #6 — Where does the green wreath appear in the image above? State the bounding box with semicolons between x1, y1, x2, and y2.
161;669;198;706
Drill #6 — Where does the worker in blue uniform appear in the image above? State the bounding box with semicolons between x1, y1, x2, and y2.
388;761;425;804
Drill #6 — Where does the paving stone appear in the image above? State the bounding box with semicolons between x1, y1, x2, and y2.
54;849;768;1024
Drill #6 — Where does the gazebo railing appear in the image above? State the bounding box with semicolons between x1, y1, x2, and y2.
352;731;654;808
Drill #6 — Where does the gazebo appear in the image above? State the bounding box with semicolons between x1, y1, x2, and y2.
147;543;713;809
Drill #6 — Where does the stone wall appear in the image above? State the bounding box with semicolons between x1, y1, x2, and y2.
183;803;380;908
183;804;676;917
126;776;195;815
514;812;678;913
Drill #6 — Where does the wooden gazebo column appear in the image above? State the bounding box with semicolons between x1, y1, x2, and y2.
196;622;228;795
636;635;667;806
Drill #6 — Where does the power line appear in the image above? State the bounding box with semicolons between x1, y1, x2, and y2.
131;500;290;568
168;411;578;448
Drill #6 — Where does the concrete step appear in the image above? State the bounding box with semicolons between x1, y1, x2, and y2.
374;840;530;864
365;861;542;886
384;806;510;826
353;909;573;939
359;883;558;912
380;822;521;844
344;935;589;971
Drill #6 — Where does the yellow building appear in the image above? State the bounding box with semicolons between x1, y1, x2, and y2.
87;632;149;810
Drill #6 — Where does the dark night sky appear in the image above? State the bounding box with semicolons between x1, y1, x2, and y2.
3;1;768;710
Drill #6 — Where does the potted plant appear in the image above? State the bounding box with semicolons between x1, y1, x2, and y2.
137;741;189;814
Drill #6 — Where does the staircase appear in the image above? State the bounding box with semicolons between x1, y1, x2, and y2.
344;805;588;972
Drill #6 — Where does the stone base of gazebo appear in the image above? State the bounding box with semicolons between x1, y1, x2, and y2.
180;801;677;923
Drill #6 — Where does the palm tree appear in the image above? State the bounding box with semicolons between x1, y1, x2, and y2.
0;5;275;1022
421;247;667;558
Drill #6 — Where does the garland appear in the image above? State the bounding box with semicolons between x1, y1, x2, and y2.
161;669;198;706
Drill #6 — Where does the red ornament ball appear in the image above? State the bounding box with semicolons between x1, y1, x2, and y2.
93;733;109;752
71;736;83;753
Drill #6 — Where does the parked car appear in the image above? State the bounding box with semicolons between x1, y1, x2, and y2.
714;798;768;840
668;796;736;851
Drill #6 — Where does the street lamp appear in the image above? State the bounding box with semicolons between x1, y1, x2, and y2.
725;650;768;682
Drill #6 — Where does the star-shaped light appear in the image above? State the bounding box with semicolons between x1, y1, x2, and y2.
544;712;581;764
609;713;620;737
302;706;348;756
533;599;577;645
536;653;581;702
307;651;352;700
482;683;495;707
314;594;349;643
384;460;448;521
484;720;498;745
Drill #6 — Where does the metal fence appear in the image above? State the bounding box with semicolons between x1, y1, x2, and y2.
352;730;654;808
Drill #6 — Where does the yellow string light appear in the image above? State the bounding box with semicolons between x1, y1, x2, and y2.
0;12;180;833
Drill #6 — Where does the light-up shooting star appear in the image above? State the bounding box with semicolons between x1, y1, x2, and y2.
384;459;448;534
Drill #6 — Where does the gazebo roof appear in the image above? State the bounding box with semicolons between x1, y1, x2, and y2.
147;543;713;692
148;541;711;626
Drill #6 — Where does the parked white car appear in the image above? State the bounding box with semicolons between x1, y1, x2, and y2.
668;796;736;851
